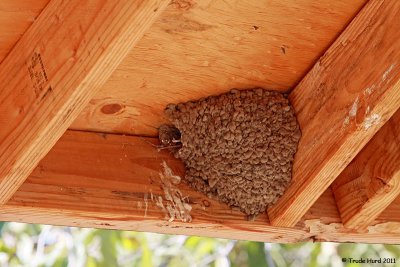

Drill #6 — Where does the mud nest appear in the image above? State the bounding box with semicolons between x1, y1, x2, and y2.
161;88;301;217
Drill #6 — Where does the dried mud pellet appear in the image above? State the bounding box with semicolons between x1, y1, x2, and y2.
163;88;301;216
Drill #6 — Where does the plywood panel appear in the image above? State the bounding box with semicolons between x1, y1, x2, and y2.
69;0;366;136
0;1;366;136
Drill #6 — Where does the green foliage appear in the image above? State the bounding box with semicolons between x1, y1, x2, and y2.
0;222;399;267
246;242;267;267
98;230;119;267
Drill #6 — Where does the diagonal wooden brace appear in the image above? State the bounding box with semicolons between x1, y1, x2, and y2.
268;0;400;227
0;0;169;205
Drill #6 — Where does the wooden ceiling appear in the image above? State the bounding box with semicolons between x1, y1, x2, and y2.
1;0;400;243
1;0;366;136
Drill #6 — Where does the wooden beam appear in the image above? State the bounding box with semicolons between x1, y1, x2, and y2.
2;130;400;244
268;0;400;227
332;109;400;229
0;0;168;204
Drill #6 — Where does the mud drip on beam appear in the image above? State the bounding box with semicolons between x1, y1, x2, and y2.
2;130;399;244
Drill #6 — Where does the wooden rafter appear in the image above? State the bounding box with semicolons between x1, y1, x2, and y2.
268;0;400;227
0;0;168;204
1;0;399;243
332;109;400;229
2;131;400;244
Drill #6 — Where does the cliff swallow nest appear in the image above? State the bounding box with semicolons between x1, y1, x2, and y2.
159;88;301;217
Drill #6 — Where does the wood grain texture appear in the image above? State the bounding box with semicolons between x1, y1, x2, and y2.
332;109;400;229
0;0;367;136
0;0;169;204
0;0;49;64
3;130;400;244
70;0;367;136
268;0;400;227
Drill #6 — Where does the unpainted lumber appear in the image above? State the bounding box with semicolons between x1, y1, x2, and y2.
268;0;400;227
3;131;400;244
332;109;400;229
0;0;169;204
